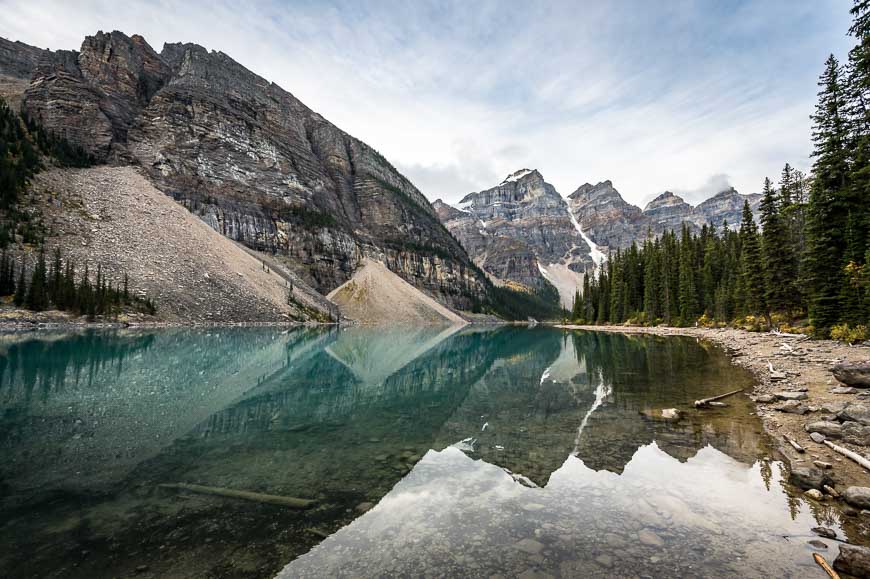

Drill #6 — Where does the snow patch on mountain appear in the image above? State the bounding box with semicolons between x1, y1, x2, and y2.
500;168;533;184
567;207;606;270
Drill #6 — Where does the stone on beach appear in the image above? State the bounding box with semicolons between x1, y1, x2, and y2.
832;363;870;388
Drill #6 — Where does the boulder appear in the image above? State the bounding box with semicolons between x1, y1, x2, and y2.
775;391;808;401
821;401;848;414
839;403;870;426
774;401;809;415
834;544;870;577
842;421;870;446
805;489;824;500
843;487;870;509
832;363;870;388
755;394;777;403
789;466;833;491
805;421;843;438
810;432;827;443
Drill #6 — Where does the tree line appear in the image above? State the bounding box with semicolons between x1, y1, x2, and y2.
0;247;156;319
571;1;870;339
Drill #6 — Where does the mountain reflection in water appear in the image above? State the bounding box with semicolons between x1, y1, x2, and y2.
0;327;847;578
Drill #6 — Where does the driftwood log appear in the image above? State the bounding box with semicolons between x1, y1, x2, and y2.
814;553;841;579
783;434;805;453
158;483;316;508
694;388;744;408
823;440;870;471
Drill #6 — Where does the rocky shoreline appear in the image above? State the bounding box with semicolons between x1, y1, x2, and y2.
558;324;870;571
557;325;870;485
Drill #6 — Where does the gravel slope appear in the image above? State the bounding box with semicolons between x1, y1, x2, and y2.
31;166;333;323
327;258;467;325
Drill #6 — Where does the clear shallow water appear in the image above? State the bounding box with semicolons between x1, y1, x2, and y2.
0;326;850;577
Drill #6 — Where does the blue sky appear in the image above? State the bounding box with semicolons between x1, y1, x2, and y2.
0;0;855;205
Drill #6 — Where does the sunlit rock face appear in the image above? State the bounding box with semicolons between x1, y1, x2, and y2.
567;180;643;252
434;170;603;307
13;31;488;310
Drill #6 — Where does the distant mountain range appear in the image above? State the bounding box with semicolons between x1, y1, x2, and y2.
434;169;761;307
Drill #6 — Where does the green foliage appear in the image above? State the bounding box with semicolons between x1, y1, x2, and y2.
486;282;562;321
0;246;155;319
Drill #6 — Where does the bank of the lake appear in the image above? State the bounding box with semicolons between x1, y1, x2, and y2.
558;325;870;492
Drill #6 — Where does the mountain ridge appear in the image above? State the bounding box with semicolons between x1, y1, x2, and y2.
2;30;491;316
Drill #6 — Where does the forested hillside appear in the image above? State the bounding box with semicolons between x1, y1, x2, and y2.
571;1;870;339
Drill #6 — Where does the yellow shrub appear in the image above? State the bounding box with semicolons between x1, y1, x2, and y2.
831;324;869;344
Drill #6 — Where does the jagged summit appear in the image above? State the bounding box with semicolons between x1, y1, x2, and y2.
500;168;537;185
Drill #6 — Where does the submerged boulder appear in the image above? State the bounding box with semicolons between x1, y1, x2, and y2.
832;363;870;388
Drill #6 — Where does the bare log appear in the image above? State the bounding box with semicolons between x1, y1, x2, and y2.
694;388;745;408
813;553;841;579
823;440;870;471
158;483;316;508
783;434;805;453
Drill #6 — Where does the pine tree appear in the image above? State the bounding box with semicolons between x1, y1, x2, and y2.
806;54;852;333
25;249;48;311
759;177;792;315
13;258;25;306
677;225;698;325
739;201;765;319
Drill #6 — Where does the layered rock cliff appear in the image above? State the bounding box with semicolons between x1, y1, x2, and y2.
11;31;488;311
435;170;604;307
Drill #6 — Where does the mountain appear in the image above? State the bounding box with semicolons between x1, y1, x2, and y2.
568;181;762;253
6;30;488;315
437;173;762;307
434;169;605;308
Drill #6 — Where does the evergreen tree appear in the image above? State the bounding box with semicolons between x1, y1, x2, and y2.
739;201;765;318
806;55;852;333
759;177;792;315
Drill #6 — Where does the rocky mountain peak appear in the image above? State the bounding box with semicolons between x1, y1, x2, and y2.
499;168;538;185
644;191;689;211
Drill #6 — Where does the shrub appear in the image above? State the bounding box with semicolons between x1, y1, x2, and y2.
830;324;868;344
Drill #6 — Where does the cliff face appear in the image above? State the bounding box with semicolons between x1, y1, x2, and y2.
0;37;48;111
435;170;605;307
13;31;488;311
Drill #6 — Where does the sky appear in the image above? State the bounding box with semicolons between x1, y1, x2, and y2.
0;0;856;206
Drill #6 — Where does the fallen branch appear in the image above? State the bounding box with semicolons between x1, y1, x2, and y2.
694;388;745;408
158;483;316;509
772;329;804;338
823;440;870;471
783;434;805;453
813;553;840;579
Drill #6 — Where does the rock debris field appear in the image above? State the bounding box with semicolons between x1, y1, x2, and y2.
32;166;315;323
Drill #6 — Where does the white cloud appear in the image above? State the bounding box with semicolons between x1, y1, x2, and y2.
0;0;855;204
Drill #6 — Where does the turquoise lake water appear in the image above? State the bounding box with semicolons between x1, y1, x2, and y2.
0;326;848;577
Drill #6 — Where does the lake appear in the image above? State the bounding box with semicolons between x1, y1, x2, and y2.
0;326;850;577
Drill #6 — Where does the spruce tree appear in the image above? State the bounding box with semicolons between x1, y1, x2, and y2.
806;55;851;333
759;177;792;315
739;201;765;319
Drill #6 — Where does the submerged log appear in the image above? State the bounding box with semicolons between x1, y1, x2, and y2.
158;483;316;508
823;440;870;471
694;388;744;408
